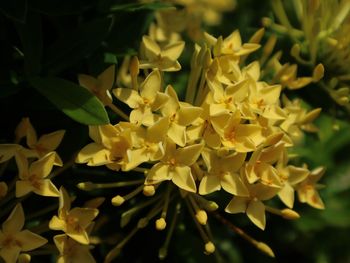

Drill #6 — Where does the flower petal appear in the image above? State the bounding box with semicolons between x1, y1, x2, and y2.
246;199;266;230
29;152;56;178
221;173;249;196
172;166;196;193
16;230;47;251
2;204;25;234
225;197;248;214
199;174;221;195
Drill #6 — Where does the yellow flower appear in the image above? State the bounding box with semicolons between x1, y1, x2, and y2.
296;167;325;209
0;204;47;263
145;140;203;192
76;124;131;171
161;85;203;146
49;187;99;245
205;30;260;57
113;70;169;126
54;234;96;263
215;111;264;152
276;159;310;208
225;174;280;230
139;36;185;72
125;117;169;170
14;152;60;198
199;148;248;196
16;118;65;166
78;65;116;106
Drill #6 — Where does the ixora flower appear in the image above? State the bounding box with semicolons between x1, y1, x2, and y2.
0;118;65;166
49;187;99;245
14;152;60;197
78;65;116;106
54;234;96;263
0;204;47;263
145;140;203;193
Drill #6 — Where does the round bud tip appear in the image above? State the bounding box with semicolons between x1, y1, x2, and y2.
206;201;219;212
143;185;155;196
281;209;300;220
77;182;94;191
205;242;215;254
137;218;148;229
111;195;125;206
155;218;167;230
195;210;208;225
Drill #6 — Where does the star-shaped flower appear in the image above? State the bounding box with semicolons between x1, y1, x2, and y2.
49;187;99;245
14;152;60;198
0;204;47;263
139;36;185;72
78;65;116;106
145;140;203;193
199;148;248;196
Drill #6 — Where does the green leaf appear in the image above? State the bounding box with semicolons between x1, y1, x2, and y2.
109;2;173;12
30;77;110;125
44;17;112;74
0;0;28;23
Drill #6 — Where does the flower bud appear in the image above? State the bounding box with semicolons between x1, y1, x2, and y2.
111;195;125;206
204;242;215;254
281;209;300;220
143;185;155;196
195;210;208;225
155;218;167;230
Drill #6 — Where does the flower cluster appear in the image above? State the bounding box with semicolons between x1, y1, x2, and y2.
76;26;325;260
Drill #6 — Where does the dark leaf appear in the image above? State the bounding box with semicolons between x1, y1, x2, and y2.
30;77;110;125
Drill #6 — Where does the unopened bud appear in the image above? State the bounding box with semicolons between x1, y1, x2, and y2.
155;218;167;230
195;210;208;225
143;185;155;196
137;218;148;228
77;182;94;191
204;242;215;254
312;64;324;82
257;242;275;258
111;195;125;206
130;56;139;77
281;209;300;220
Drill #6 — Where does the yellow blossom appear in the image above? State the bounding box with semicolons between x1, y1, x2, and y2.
14;152;60;198
54;234;96;263
199;148;248;196
161;85;203;146
225;175;280;230
113;70;169;126
0;204;47;263
76;124;131;171
145;140;203;192
296;167;325;209
125;117;169;170
139;36;185;71
78;65;116;106
49;187;99;245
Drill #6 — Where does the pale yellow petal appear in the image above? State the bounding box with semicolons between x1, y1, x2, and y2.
225;197;248;214
29;152;56;178
176;144;203;166
97;64;116;91
199;175;221;195
33;179;60;197
69;208;99;229
75;143;106;164
15;181;34;197
177;106;203;126
278;183;295;208
49;216;65;231
37;130;65;152
145;163;171;184
246;199;266;230
2;204;25;235
14;152;29;180
140;70;161;101
0;245;21;263
16;230;47;251
172;166;196;193
221;173;249;196
113;88;142;108
147;117;169;143
143;36;161;60
162;41;185;61
167;122;186;147
0;144;21;163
